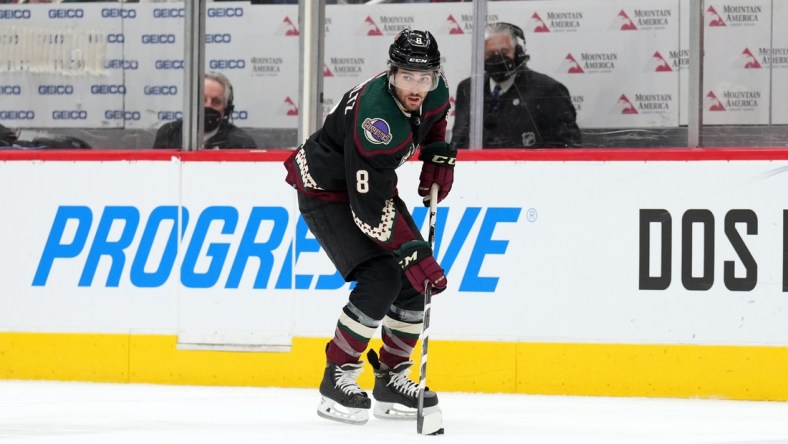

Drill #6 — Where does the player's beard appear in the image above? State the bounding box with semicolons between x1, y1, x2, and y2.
396;89;426;113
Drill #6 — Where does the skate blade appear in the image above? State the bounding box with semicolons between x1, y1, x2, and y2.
317;396;369;425
373;401;417;420
417;406;444;435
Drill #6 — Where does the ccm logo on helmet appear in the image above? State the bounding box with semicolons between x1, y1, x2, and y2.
408;58;428;63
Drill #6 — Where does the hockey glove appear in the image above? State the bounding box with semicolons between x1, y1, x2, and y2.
418;141;456;205
394;240;447;295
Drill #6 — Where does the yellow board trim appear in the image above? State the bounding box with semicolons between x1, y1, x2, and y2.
1;333;788;401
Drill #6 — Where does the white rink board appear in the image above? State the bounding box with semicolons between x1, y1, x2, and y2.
1;157;787;347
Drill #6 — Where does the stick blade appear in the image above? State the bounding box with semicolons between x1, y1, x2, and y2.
417;408;444;435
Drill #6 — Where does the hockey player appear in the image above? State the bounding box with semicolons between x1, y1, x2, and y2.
283;28;455;427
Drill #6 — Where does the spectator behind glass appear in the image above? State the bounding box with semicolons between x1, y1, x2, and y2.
452;22;581;149
153;72;257;150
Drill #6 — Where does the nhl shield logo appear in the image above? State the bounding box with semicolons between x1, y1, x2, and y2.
521;131;536;147
362;118;393;145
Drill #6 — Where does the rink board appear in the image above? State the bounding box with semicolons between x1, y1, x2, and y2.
1;148;788;400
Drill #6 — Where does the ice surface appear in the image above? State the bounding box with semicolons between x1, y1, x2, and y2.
1;381;787;444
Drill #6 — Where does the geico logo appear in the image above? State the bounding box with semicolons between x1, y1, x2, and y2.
107;34;125;43
153;8;184;18
104;110;141;121
142;34;176;44
145;85;178;95
154;59;183;70
48;9;84;19
205;33;231;44
105;59;139;70
0;9;31;19
0;85;22;95
101;8;136;19
209;59;245;69
91;84;126;95
0;110;34;120
232;110;248;120
52;110;88;120
38;84;74;95
207;7;243;17
157;111;183;121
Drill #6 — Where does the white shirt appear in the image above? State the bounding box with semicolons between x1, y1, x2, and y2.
489;75;515;96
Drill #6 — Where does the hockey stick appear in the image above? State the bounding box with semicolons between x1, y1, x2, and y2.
417;183;444;435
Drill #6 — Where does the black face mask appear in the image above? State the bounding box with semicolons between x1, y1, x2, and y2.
204;107;222;132
484;56;518;82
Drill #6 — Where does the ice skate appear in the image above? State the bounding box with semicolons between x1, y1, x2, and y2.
316;361;371;425
366;349;442;423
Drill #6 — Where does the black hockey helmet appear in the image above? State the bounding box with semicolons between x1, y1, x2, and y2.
388;28;441;71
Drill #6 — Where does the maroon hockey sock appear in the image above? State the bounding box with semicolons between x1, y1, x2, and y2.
326;321;372;365
378;325;419;369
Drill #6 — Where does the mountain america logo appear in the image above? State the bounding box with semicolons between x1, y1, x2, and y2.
614;93;672;114
362;118;393;144
561;52;616;74
442;15;464;35
649;51;673;72
617;94;639;114
706;6;726;26
613;8;671;30
705;91;726;111
562;54;584;73
360;15;414;35
279;17;299;36
530;12;550;32
707;4;761;27
326;57;364;77
737;48;762;69
535;11;583;32
361;16;383;36
706;89;760;111
279;97;298;116
613;10;637;30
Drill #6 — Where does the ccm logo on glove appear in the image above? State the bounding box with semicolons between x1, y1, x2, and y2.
395;240;447;295
418;141;456;204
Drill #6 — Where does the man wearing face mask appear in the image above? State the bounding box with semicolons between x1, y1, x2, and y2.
152;72;257;150
451;22;581;149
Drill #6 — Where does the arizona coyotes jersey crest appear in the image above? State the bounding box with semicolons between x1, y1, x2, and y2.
285;71;450;250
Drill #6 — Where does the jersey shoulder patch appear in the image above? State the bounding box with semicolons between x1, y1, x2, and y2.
354;77;412;154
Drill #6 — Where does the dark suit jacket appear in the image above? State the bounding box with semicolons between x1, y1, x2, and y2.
452;68;581;149
153;120;257;149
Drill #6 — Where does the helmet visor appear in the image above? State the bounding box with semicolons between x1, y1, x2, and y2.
389;68;439;92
